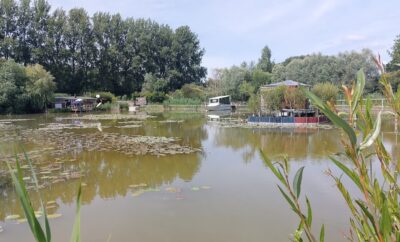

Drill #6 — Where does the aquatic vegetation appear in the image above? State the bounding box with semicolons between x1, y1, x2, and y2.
57;113;155;121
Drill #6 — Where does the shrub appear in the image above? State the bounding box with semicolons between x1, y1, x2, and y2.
86;91;116;103
94;102;113;111
311;82;339;103
261;85;286;111
163;98;202;105
119;102;129;110
141;91;166;103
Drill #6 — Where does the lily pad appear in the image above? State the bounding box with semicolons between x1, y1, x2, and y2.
191;186;200;191
0;225;3;233
201;186;211;190
46;200;57;206
17;218;27;224
5;214;20;220
165;187;179;193
132;190;145;197
47;213;62;219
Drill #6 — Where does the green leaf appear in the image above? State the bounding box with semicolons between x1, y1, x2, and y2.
329;156;362;190
305;89;357;146
352;69;366;114
359;111;382;150
306;197;312;227
379;197;392;238
260;150;285;184
293;167;305;198
70;184;82;242
277;185;296;212
355;200;378;235
319;224;325;242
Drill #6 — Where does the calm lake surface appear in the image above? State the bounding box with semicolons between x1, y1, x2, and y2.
0;112;399;242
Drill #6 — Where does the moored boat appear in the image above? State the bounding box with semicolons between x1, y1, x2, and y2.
206;95;232;111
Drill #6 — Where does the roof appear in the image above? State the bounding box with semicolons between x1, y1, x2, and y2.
263;80;310;88
209;95;230;99
54;96;97;100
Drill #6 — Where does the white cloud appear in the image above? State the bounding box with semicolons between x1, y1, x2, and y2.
308;0;341;22
345;34;367;41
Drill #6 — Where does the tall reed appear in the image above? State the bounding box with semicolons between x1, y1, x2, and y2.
262;61;400;241
7;152;82;242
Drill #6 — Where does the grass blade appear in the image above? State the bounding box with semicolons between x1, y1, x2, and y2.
70;184;82;242
319;224;325;242
23;150;51;242
7;158;47;242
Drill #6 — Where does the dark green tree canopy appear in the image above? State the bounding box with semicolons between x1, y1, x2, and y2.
257;45;273;72
387;35;400;72
0;0;207;96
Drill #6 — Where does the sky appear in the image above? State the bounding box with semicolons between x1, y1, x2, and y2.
47;0;400;74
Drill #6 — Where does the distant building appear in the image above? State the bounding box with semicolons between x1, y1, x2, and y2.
54;96;97;112
260;80;311;113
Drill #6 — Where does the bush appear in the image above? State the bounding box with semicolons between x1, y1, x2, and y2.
86;91;116;103
141;91;166;103
261;86;286;111
93;102;113;111
163;98;202;105
119;102;129;110
311;82;339;103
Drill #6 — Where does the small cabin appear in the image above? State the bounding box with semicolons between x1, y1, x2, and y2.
260;80;310;113
54;96;97;112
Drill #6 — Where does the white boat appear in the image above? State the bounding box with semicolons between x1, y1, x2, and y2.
206;95;232;111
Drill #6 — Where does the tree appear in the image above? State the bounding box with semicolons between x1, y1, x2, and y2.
261;86;286;111
239;81;255;101
387;34;400;72
257;45;273;72
0;0;18;59
284;87;307;109
311;82;339;103
0;59;28;113
25;63;56;111
271;50;379;93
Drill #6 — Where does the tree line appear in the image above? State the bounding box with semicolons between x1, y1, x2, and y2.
0;0;206;96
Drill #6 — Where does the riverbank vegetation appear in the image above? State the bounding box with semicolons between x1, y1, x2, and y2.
1;0;399;114
0;59;56;113
264;62;400;241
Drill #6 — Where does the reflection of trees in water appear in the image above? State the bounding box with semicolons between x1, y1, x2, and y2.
0;151;202;221
141;114;208;147
214;127;342;161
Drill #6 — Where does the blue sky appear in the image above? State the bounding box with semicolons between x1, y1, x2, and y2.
48;0;399;73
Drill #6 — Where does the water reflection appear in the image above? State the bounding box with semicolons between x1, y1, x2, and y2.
1;113;400;242
214;126;342;162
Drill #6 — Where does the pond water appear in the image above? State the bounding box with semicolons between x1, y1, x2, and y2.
0;112;399;242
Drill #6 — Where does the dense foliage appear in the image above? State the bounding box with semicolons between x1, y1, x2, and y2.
0;0;206;96
0;59;55;113
387;34;400;72
208;62;272;101
272;49;379;93
311;82;339;103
